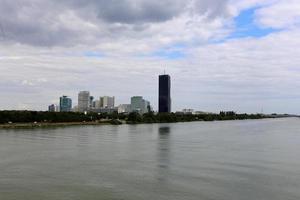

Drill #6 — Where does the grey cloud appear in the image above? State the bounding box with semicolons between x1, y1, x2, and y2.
0;0;230;47
62;0;186;23
0;0;83;46
95;0;185;24
193;0;230;19
67;0;229;23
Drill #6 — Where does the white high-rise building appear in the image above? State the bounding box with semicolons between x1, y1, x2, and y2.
78;91;90;112
94;100;101;109
100;96;115;108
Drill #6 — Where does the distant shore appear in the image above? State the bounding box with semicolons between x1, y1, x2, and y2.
0;120;121;129
1;117;297;129
0;118;284;129
1;110;293;129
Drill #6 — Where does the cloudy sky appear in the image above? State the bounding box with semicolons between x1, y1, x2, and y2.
0;0;300;113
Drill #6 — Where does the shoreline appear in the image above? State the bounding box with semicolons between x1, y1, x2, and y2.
2;111;294;129
0;121;117;129
1;117;296;129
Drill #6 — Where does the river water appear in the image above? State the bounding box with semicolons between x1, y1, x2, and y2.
0;118;300;200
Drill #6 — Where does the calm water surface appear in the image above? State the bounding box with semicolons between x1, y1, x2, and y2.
1;118;300;200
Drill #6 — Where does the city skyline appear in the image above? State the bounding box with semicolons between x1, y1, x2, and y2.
49;90;153;114
1;0;300;114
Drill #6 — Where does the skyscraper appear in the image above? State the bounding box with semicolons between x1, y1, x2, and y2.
89;96;94;109
94;100;101;109
100;96;115;108
131;96;143;113
78;91;90;112
59;96;72;112
159;74;171;113
131;96;151;114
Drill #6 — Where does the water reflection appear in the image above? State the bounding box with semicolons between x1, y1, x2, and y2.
156;126;171;182
159;126;170;136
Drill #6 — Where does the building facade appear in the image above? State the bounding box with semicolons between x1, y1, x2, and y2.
59;96;72;112
78;91;90;112
92;107;118;114
159;74;171;113
94;100;101;109
118;104;131;113
182;109;194;114
48;104;59;112
89;96;94;109
100;96;115;108
131;96;151;114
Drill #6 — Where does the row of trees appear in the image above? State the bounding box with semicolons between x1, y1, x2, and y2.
0;110;265;124
127;111;264;124
0;111;96;124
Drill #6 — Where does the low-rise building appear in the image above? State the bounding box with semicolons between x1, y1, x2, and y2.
182;109;194;114
118;104;131;113
48;104;59;112
93;107;118;114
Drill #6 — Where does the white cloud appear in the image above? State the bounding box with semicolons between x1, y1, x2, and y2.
229;0;300;29
21;80;34;86
0;0;300;113
255;0;300;29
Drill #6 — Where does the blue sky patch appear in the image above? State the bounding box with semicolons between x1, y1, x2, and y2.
228;7;278;39
151;49;185;60
140;43;187;60
84;51;104;58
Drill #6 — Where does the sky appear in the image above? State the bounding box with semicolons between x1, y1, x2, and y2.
0;0;300;114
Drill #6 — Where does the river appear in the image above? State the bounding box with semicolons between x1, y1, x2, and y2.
0;118;300;200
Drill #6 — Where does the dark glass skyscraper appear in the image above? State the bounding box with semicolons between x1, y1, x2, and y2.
159;74;171;113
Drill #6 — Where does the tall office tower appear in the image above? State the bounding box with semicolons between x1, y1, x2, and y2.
78;91;90;112
100;96;115;108
89;96;94;109
144;100;151;113
159;74;171;113
99;97;104;108
131;96;151;114
59;96;72;112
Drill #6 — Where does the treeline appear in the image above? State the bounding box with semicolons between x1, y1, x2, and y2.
127;111;264;124
0;111;94;123
0;110;265;124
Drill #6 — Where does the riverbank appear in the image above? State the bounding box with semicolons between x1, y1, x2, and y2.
0;117;280;129
0;110;284;129
0;120;123;129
